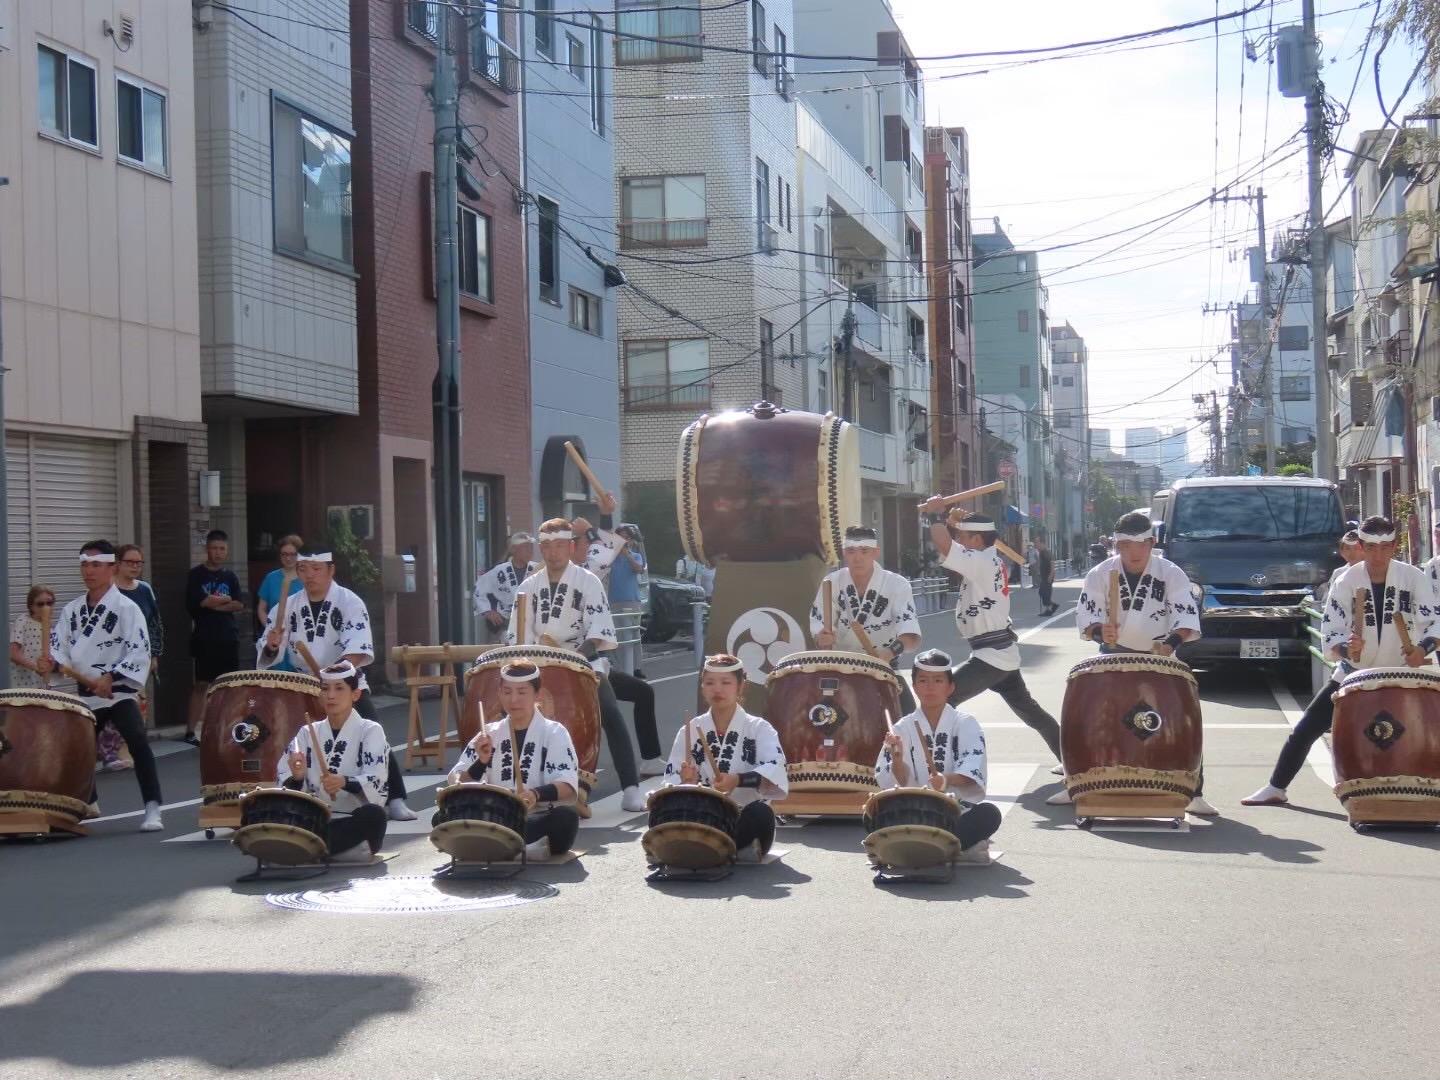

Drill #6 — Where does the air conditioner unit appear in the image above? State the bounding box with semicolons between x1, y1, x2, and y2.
762;221;781;254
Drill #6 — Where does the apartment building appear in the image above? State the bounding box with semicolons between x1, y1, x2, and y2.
1049;321;1089;555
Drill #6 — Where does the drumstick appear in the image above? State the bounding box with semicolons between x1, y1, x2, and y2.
822;579;833;638
923;480;1007;511
564;440;610;502
540;633;560;648
1394;611;1415;655
993;540;1026;567
850;621;880;658
1107;570;1121;636
1351;589;1366;662
515;592;528;644
294;640;322;678
273;571;296;643
39;605;52;687
693;718;720;779
307;719;334;800
508;710;524;795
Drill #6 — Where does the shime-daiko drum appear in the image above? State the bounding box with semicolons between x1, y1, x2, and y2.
642;785;740;873
1061;653;1203;824
0;688;96;837
429;783;528;864
233;788;332;866
766;650;901;815
861;787;963;871
1330;667;1440;828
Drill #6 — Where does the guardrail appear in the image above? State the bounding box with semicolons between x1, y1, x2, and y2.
1300;597;1335;695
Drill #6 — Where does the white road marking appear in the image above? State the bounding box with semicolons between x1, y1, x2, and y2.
89;797;203;824
1265;673;1336;787
987;763;1041;823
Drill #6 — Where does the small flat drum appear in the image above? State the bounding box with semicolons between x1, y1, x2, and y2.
862;787;963;869
429;783;527;863
642;785;739;870
234;788;332;865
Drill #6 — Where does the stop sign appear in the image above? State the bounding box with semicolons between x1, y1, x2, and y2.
997;458;1016;479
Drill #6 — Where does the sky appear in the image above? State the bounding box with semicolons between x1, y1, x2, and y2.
890;0;1424;469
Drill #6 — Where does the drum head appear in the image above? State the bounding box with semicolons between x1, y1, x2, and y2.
863;824;961;869
429;819;525;863
234;822;328;865
642;821;737;870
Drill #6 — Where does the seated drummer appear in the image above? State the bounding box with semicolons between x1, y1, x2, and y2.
279;662;389;863
875;649;1002;852
661;654;789;859
444;660;581;860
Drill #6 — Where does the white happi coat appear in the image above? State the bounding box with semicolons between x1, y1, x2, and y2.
661;707;789;807
875;705;987;798
278;710;389;815
1425;555;1440;586
580;528;626;584
507;562;617;655
1076;554;1201;653
473;559;539;619
51;585;152;710
447;709;579;796
808;566;921;655
1322;559;1440;669
940;544;1019;670
258;582;374;690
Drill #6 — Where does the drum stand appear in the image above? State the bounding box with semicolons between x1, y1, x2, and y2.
870;860;954;886
433;849;529;880
0;811;88;839
234;856;333;883
645;860;734;883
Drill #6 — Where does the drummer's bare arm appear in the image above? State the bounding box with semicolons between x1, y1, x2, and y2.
928;521;953;557
680;760;700;784
898;633;920;654
712;772;740;794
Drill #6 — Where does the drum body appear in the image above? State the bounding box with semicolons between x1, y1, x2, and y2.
464;645;601;807
234;788;332;865
0;689;96;831
765;651;901;812
1061;654;1203;816
1331;667;1440;825
677;403;859;565
200;671;323;824
642;785;740;869
430;783;528;862
862;788;964;869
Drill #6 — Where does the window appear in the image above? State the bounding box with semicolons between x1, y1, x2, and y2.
1018;365;1030;388
272;98;353;268
1278;325;1310;352
617;0;702;64
751;1;769;74
1055;412;1073;429
589;17;604;133
756;157;771;248
535;0;555;56
566;33;586;80
469;1;512;89
774;26;789;96
624;339;710;409
37;44;97;149
1061;376;1074;387
1017;309;1029;333
1016;254;1028;273
953;283;966;333
818;365;829;410
1281;426;1311;446
116;76;168;173
906;225;922;270
459;205;493;301
537;196;559;303
569;288;601;335
784;182;792;231
1280;374;1311;401
407;1;440;40
813;224;827;272
621;175;706;247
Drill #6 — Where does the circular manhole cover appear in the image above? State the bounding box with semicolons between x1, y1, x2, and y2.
265;875;558;914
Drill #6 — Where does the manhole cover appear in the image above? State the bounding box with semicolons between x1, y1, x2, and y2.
265;875;557;914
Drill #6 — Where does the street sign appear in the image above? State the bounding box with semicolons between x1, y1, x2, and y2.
997;458;1016;479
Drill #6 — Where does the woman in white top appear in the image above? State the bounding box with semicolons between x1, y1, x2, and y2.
9;585;58;690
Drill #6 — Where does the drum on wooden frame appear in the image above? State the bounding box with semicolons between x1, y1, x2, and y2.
861;787;964;869
1331;667;1440;826
642;785;740;870
429;783;529;863
0;688;96;835
234;788;332;865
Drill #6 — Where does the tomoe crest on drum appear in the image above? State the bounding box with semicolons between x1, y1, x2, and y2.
1363;711;1404;750
1122;702;1165;741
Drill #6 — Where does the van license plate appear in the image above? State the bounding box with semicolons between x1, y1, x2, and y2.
1240;639;1279;659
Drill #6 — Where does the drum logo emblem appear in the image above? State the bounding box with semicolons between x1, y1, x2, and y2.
808;703;845;730
1364;712;1403;750
1123;702;1164;740
231;715;268;751
727;607;806;682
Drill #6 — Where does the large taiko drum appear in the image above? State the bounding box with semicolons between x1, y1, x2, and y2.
464;645;601;811
1330;667;1440;827
0;688;96;835
765;651;901;814
676;402;859;566
1061;653;1203;820
200;670;324;829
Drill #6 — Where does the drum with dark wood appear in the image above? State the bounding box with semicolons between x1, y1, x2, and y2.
233;788;332;865
1060;653;1203;822
642;785;740;870
1330;667;1440;827
677;402;859;566
464;645;601;812
0;688;96;836
765;651;901;815
200;670;324;831
430;783;528;863
862;787;964;869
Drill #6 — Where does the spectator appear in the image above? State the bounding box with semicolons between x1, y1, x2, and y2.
9;585;57;690
109;545;162;770
1033;536;1057;616
185;529;244;745
255;534;304;670
608;525;647;677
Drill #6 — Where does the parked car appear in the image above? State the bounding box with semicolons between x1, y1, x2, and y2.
644;575;706;642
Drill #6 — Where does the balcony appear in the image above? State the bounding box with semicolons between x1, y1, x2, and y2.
851;302;891;357
468;27;520;92
797;104;901;241
860;428;894;475
620;218;708;249
616;32;703;65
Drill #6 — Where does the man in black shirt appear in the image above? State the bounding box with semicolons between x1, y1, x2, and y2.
1034;536;1057;616
185;529;244;744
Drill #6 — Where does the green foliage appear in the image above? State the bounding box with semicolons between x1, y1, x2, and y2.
1279;463;1313;477
1086;463;1127;535
624;481;683;576
1245;445;1315;473
326;511;379;587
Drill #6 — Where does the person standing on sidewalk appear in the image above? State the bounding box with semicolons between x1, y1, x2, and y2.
184;530;244;746
1034;536;1058;616
255;534;305;661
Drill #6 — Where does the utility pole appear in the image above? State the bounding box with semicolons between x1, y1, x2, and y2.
431;11;464;647
839;297;856;422
1303;0;1334;479
0;176;9;691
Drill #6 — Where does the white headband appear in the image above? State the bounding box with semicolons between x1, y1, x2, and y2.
500;662;541;684
80;553;116;563
1113;527;1154;542
1357;526;1396;543
951;520;996;534
913;651;953;672
538;529;573;542
703;655;745;674
319;660;357;683
297;551;333;563
509;532;536;547
842;538;880;550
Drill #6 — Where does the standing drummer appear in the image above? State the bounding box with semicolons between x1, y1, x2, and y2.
660;655;789;860
875;649;1003;854
920;508;1063;767
443;660;581;860
1068;510;1211;815
809;525;922;711
1244;515;1440;808
473;532;538;645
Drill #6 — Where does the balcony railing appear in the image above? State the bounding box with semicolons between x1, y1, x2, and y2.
852;303;890;354
620;218;708;248
623;381;711;411
796;103;900;239
469;27;520;92
616;33;703;65
860;428;891;472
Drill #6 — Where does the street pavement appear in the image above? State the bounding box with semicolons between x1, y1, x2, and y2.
2;578;1437;1079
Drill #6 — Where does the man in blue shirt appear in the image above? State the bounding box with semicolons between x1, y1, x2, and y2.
608;526;646;677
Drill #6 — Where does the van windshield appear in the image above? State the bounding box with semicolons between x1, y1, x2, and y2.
1169;486;1343;542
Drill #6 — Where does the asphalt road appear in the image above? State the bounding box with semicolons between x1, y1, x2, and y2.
3;578;1437;1079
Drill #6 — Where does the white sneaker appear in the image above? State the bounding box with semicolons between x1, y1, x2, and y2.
84;801;101;820
1240;784;1288;806
1045;788;1073;805
139;802;163;832
524;837;551;861
1049;763;1064;775
387;799;417;821
329;843;374;864
620;785;647;813
638;756;667;778
1186;795;1219;817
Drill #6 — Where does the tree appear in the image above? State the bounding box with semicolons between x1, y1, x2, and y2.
1279;463;1313;477
1245;445;1314;473
1086;463;1127;536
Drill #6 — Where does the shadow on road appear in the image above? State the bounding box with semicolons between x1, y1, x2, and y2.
871;862;1034;902
644;857;812;899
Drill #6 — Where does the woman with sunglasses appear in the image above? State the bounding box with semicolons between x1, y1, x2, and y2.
9;585;58;689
